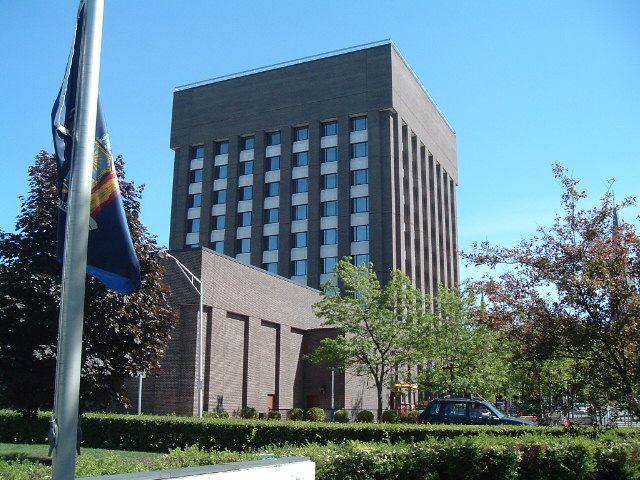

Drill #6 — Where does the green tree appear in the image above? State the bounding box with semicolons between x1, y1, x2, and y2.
0;151;176;413
419;287;510;400
308;258;429;421
466;165;640;416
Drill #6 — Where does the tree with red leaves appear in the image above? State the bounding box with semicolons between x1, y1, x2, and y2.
0;151;176;414
466;165;640;417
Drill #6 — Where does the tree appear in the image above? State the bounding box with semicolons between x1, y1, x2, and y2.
418;287;510;400
308;258;429;421
0;151;176;413
466;165;640;416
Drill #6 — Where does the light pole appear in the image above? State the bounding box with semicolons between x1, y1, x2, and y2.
330;368;335;421
164;252;204;418
137;372;145;415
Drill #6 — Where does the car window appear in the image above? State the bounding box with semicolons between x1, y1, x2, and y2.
469;402;492;419
429;402;441;415
443;402;468;418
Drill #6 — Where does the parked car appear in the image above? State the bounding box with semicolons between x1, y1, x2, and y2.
418;398;537;426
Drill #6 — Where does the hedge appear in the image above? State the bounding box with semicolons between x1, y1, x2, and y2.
1;410;638;454
4;437;639;480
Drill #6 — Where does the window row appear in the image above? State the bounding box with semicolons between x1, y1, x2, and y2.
191;144;367;184
189;194;369;218
200;169;367;207
190;116;367;159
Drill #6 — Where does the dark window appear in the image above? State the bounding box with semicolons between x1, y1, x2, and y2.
322;256;338;274
353;254;370;267
322;173;338;190
321;200;338;217
293;178;309;193
189;193;202;208
322;228;338;245
212;215;225;230
236;238;251;254
292;204;308;220
188;218;200;233
266;156;280;171
292;259;307;276
443;402;468;418
264;262;278;274
239;186;252;201
351;142;368;158
322;146;338;163
191;145;204;159
351;196;369;213
241;136;254;150
350;116;367;132
212;189;226;204
264;207;279;224
351;225;369;242
266;131;281;146
190;169;203;183
215;141;229;155
263;235;278;251
292;231;307;248
322;121;338;136
294;126;309;141
237;211;252;227
214;164;227;179
293;151;309;167
351;169;368;185
211;241;224;253
265;181;280;197
239;160;253;175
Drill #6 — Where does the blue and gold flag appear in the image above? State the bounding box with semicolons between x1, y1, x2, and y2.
51;1;141;294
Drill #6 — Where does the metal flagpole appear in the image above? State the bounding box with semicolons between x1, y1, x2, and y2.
52;1;104;479
165;252;205;418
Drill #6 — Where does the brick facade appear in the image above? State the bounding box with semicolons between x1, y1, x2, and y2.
136;248;383;417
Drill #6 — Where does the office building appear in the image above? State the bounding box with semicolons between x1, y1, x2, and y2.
169;40;458;295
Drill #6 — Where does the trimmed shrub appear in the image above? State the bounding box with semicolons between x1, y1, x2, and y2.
306;407;326;422
404;410;419;424
287;408;304;421
267;410;281;420
333;409;349;423
356;410;374;423
381;409;400;423
204;411;229;419
1;410;639;454
239;406;257;419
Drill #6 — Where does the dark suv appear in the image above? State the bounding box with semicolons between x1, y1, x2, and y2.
418;398;536;426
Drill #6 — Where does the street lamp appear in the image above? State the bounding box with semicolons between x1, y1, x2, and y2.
164;252;204;418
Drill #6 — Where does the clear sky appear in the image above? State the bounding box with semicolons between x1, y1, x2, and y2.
2;1;638;282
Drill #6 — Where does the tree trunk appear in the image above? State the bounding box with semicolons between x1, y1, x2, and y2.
376;382;383;422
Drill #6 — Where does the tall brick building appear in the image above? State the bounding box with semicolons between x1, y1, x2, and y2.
144;41;458;416
169;40;458;295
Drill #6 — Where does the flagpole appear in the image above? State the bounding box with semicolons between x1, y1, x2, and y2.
52;1;104;479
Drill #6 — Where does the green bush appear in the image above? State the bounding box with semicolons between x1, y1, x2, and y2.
381;409;400;423
356;410;374;423
333;409;349;423
267;410;281;420
1;410;639;455
306;407;326;422
204;411;229;419
287;408;303;421
239;406;257;420
2;437;640;479
404;410;419;423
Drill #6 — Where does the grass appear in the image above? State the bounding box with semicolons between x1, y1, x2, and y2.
0;442;160;465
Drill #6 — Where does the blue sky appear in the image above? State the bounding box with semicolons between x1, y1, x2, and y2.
2;1;638;282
